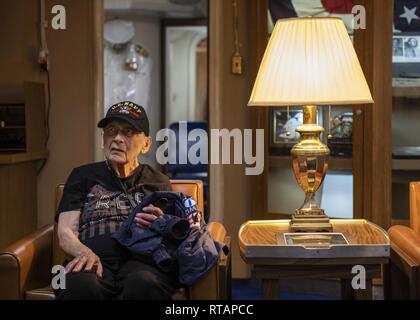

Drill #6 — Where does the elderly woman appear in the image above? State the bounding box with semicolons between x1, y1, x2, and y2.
55;101;199;300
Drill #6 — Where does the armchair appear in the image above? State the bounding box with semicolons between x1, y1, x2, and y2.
388;181;420;299
0;180;231;300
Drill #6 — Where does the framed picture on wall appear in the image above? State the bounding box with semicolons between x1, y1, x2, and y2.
271;109;302;145
270;108;323;155
393;35;420;62
327;111;353;158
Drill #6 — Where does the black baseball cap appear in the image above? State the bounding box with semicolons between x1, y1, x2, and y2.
97;101;150;136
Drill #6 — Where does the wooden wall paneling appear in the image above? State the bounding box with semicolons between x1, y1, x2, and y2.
24;81;47;153
352;107;364;220
0;162;37;249
0;80;47;249
209;0;256;277
353;0;393;229
22;162;38;236
92;0;105;163
352;2;367;220
249;0;269;220
0;165;8;247
209;0;225;223
0;1;103;243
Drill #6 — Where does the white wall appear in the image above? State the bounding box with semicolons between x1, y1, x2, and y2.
165;26;207;126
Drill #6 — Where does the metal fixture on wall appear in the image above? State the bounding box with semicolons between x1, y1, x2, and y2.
231;0;242;75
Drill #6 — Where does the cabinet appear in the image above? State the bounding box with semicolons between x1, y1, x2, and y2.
391;93;420;224
389;0;420;224
0;104;25;151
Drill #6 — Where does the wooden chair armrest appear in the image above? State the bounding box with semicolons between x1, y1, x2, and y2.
389;225;420;266
388;225;420;299
207;221;227;243
0;224;53;299
391;241;420;273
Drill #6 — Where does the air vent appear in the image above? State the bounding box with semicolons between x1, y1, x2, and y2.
168;0;201;5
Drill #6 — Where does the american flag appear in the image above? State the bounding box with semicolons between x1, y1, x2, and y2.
394;0;420;32
269;0;420;33
269;0;354;30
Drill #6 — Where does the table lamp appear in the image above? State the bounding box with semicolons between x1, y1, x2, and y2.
248;17;373;232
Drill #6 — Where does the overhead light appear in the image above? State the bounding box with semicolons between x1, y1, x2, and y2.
104;19;135;46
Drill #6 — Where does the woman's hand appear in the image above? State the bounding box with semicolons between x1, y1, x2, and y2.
65;249;103;278
135;204;164;228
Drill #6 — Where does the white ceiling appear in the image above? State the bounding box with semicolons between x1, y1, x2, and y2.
104;0;207;18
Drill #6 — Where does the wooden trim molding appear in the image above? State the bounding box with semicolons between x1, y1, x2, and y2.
208;0;225;223
249;0;269;220
92;0;104;162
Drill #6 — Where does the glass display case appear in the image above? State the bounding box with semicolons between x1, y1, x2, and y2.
391;1;420;223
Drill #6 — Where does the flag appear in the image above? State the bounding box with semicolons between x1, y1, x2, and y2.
394;0;420;32
269;0;355;31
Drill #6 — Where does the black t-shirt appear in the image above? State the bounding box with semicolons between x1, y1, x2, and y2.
56;161;171;260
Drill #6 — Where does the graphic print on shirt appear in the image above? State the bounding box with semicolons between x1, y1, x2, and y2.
78;184;145;241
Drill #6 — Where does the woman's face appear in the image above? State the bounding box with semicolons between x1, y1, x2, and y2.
102;120;151;165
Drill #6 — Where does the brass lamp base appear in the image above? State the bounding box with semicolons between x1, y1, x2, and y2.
289;104;333;233
290;213;333;232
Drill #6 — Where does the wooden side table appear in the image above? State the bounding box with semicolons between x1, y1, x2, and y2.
239;219;390;300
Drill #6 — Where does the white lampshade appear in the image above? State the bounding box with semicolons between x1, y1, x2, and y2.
249;17;373;106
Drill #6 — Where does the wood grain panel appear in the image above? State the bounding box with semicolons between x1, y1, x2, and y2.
0;162;38;249
261;279;279;299
249;0;269;220
353;0;393;229
0;152;47;165
239;220;389;246
24;81;46;153
209;0;264;278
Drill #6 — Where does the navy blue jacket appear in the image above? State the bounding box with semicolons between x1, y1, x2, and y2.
112;191;227;285
176;224;226;286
